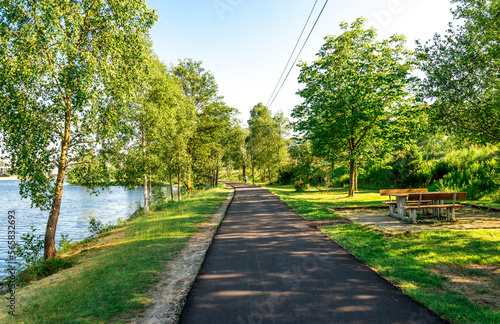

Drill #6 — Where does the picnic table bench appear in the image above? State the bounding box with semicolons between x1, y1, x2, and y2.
402;192;467;224
380;189;430;218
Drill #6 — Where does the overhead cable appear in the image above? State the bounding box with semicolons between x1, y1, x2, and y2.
268;0;330;108
265;0;319;107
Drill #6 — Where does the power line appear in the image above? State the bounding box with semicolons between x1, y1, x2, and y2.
268;0;330;108
265;0;319;107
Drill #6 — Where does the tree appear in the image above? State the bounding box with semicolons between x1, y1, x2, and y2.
248;103;288;183
190;101;238;188
289;140;316;182
113;56;195;205
292;18;416;196
222;125;247;181
417;0;500;144
0;0;157;258
171;58;220;111
171;59;238;189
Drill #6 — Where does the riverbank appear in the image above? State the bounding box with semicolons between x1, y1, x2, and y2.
0;176;18;180
264;185;500;324
0;186;231;323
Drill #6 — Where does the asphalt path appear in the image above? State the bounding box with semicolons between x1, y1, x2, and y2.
179;182;447;324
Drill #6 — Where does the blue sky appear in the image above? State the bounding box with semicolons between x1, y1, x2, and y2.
146;0;454;124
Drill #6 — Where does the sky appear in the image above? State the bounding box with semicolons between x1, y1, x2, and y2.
146;0;455;125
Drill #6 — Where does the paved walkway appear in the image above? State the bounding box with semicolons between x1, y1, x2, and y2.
179;182;446;323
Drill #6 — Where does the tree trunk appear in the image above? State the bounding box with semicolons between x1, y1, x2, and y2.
44;110;71;259
348;159;355;197
143;173;148;212
142;122;149;212
148;171;152;206
354;165;358;192
187;158;192;195
177;164;182;201
215;154;220;187
169;169;174;202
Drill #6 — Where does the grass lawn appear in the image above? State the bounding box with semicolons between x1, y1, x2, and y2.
0;187;230;323
265;185;500;324
263;185;384;220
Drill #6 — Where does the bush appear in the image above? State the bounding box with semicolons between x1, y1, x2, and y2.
16;257;74;286
278;165;294;184
294;179;309;191
13;226;44;271
57;234;73;253
434;146;499;199
88;215;115;235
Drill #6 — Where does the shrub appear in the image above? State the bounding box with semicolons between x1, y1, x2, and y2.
294;179;309;191
16;257;74;286
57;234;73;253
88;215;115;235
13;226;44;271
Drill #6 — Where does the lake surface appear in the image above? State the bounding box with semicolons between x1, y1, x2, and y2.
0;180;144;280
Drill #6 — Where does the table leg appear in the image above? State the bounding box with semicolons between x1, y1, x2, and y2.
388;204;396;217
432;200;444;218
396;196;407;220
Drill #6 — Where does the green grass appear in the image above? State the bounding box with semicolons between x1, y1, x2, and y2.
466;197;500;210
322;225;499;324
0;187;230;323
264;184;500;323
263;185;384;220
266;184;500;213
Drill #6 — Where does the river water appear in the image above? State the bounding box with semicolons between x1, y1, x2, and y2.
0;180;144;280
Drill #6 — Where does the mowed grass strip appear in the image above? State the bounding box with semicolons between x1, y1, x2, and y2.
323;225;499;324
264;185;384;220
265;185;500;324
0;187;229;323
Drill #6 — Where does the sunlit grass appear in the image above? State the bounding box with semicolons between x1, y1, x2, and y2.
263;185;384;220
0;187;229;323
323;225;500;324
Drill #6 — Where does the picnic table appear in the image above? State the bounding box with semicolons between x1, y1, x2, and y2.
380;189;467;224
380;188;429;219
402;192;467;223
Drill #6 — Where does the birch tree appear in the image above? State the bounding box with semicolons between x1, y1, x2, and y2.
0;0;157;258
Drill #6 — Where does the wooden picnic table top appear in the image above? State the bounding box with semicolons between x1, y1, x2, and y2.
389;192;447;196
389;192;467;200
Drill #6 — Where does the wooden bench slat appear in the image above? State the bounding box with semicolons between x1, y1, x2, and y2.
380;188;428;196
402;204;464;210
407;192;467;200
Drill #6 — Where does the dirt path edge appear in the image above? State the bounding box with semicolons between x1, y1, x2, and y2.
130;185;235;324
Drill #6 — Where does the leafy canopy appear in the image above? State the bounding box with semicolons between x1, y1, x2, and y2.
417;0;500;144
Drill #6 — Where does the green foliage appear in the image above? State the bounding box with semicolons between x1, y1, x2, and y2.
14;226;44;271
297;143;499;201
417;0;500;144
434;146;499;199
294;180;309;191
57;234;73;254
67;155;113;189
16;258;74;286
88;215;115;235
171;59;239;190
0;0;158;258
293;17;417;196
248;103;288;184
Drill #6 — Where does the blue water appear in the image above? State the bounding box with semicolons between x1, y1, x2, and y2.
0;180;143;280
